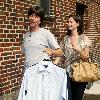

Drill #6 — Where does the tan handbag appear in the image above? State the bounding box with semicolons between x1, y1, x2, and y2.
72;60;100;82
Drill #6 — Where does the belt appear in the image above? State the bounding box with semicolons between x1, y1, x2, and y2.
29;59;51;67
43;59;51;61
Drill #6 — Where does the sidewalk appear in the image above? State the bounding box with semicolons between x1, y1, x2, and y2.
83;80;100;100
84;80;100;95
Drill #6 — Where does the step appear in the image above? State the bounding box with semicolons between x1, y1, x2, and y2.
84;81;100;95
83;80;100;100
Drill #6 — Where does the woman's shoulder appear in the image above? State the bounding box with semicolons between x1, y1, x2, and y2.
63;35;69;42
80;34;90;40
80;34;86;37
80;34;91;46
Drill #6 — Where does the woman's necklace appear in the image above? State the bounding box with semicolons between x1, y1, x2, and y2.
70;36;79;45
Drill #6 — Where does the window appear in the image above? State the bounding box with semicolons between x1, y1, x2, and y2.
76;2;87;17
76;2;87;32
36;0;50;16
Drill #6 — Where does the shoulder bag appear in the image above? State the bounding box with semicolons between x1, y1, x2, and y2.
72;60;100;82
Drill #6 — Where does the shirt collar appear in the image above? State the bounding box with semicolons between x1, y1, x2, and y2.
38;61;53;73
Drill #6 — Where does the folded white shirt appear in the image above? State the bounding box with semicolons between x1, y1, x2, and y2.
18;61;68;100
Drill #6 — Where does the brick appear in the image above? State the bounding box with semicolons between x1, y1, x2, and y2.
7;7;13;12
7;34;18;38
7;25;12;29
4;39;9;42
11;79;16;83
16;13;24;17
0;2;3;6
4;90;10;94
18;18;24;21
19;26;23;29
16;30;23;33
11;87;19;92
9;56;15;59
10;30;15;33
13;26;18;29
7;16;14;20
16;22;24;25
10;39;15;42
3;48;10;51
4;3;9;7
0;39;3;42
0;20;3;24
4;56;9;60
12;47;20;51
0;43;12;47
0;34;6;38
0;16;6;20
13;43;20;46
3;11;9;16
4;21;9;24
0;25;6;28
0;57;3;61
0;48;3;52
0;77;7;83
4;30;9;33
10;21;15;25
10;12;16;16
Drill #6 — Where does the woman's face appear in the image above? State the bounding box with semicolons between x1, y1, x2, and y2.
68;17;79;31
28;13;41;28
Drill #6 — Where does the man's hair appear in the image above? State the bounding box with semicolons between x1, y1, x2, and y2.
28;6;45;26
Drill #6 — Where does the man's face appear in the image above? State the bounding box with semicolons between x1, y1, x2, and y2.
28;13;41;27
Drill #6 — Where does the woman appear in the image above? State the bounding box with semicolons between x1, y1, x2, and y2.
18;6;68;100
61;14;91;100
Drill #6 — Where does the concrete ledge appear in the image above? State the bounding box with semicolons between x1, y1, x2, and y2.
84;83;100;95
83;94;100;100
83;81;100;100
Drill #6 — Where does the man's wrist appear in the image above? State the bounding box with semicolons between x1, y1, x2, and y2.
52;50;54;55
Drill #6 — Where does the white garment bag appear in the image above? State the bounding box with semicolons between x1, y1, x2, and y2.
18;61;68;100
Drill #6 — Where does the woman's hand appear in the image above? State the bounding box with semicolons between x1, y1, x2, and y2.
72;44;82;52
72;44;90;61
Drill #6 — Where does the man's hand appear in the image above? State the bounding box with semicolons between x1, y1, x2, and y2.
52;57;61;65
43;48;53;56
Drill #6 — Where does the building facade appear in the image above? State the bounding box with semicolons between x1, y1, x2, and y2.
0;0;100;99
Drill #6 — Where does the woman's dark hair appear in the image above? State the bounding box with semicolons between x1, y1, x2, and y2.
28;6;45;26
67;14;83;35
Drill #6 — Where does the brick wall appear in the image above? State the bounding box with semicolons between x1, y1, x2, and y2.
85;1;100;41
0;0;36;96
0;0;100;99
45;0;76;41
52;0;76;38
78;0;100;41
0;0;76;97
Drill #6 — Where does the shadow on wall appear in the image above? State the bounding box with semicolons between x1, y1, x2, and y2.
0;90;19;100
90;36;100;65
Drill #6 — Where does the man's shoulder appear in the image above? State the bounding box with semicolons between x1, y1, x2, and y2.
22;30;30;34
22;30;30;38
41;28;50;33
